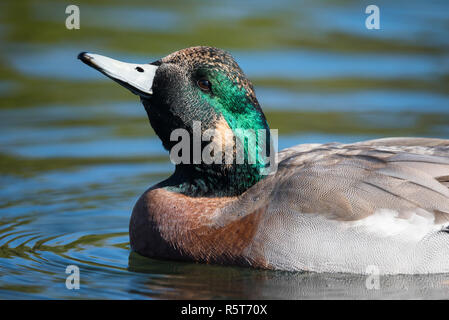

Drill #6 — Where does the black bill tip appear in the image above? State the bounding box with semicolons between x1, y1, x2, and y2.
77;51;88;60
77;52;97;69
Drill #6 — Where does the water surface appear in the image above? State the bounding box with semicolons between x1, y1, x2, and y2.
1;0;449;299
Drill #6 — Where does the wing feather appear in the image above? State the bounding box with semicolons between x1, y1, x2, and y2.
273;138;449;224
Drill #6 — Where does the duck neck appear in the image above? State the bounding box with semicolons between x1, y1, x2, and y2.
163;122;274;197
166;164;262;197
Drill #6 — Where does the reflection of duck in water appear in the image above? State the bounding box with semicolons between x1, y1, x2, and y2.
80;46;449;274
127;252;449;299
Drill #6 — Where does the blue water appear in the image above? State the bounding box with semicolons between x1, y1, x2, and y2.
1;0;449;299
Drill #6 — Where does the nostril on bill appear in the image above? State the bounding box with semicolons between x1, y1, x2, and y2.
135;66;144;73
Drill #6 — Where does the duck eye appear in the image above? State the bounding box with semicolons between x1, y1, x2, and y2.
197;79;211;92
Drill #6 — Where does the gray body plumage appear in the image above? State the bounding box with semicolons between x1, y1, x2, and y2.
219;137;449;274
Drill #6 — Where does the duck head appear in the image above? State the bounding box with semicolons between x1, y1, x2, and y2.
79;46;274;196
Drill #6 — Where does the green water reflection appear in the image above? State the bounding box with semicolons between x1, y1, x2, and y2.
1;0;449;299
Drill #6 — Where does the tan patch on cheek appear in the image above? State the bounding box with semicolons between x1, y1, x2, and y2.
210;117;235;164
214;116;233;143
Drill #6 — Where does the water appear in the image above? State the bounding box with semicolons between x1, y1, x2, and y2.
1;0;449;299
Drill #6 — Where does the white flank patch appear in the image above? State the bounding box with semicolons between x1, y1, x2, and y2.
350;209;443;242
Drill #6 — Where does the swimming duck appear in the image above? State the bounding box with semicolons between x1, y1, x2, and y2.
79;46;449;275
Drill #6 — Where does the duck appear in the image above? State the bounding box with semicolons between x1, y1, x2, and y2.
79;46;449;275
